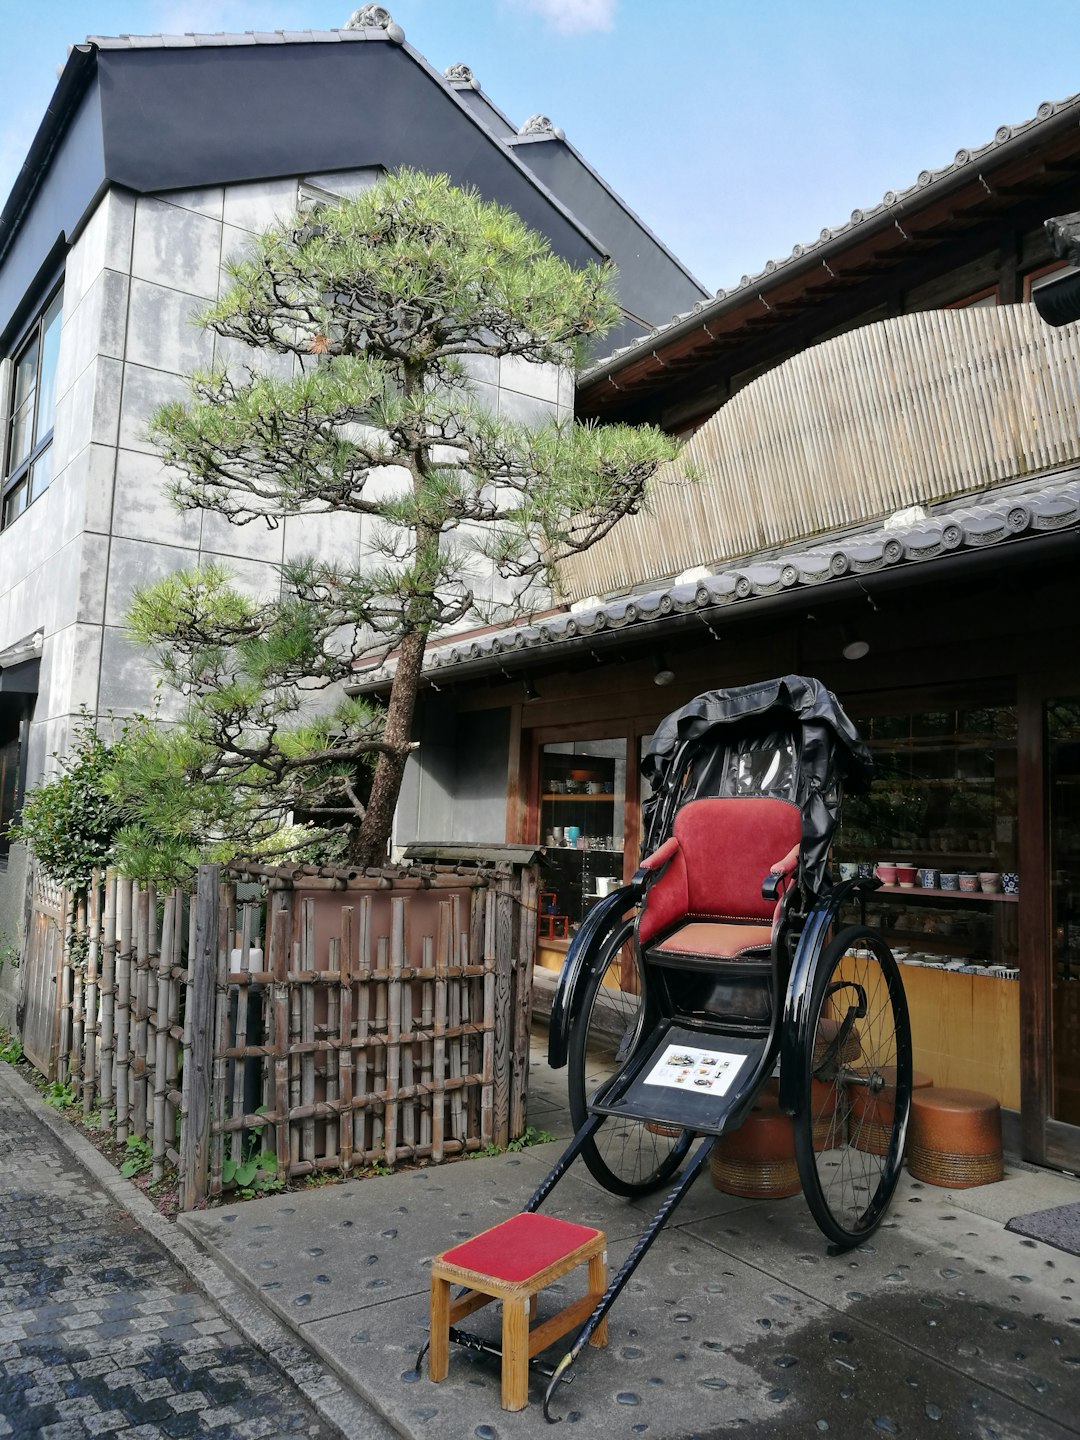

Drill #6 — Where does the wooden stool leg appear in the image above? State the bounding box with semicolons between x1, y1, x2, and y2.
588;1252;608;1348
429;1274;451;1382
501;1296;531;1411
529;1292;538;1322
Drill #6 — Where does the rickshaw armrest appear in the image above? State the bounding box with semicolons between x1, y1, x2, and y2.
762;842;801;900
640;836;680;873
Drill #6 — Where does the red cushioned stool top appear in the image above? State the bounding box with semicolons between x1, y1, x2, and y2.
437;1212;602;1284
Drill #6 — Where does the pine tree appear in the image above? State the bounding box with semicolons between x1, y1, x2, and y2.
116;168;681;873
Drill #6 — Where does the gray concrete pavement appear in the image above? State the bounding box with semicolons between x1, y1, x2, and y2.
176;1038;1080;1440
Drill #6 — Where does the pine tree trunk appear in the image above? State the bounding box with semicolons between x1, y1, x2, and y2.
347;628;427;869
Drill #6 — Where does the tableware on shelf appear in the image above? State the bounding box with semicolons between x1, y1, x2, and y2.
896;865;917;888
565;826;581;846
958;873;979;893
978;872;1001;893
858;862;874;879
838;862;859;881
917;867;938;889
587;781;605;794
1002;872;1019;894
875;863;898;885
939;872;959;890
549;779;565;793
552;826;564;844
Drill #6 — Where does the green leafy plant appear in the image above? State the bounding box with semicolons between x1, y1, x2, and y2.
506;1125;556;1151
0;1030;23;1064
44;1079;78;1109
112;167;683;876
222;1147;282;1197
120;1135;154;1178
9;713;135;890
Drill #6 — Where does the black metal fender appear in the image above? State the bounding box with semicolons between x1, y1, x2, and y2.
777;877;878;1113
546;883;643;1070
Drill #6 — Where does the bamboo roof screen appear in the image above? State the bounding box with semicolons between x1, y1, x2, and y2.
560;304;1080;603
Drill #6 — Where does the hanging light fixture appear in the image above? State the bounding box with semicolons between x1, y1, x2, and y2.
653;653;676;686
841;628;870;661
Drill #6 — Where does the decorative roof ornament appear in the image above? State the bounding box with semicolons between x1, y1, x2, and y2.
445;62;478;87
519;113;560;138
345;5;405;40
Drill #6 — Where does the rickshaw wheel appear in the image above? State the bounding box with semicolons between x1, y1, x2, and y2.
792;924;912;1248
568;930;693;1196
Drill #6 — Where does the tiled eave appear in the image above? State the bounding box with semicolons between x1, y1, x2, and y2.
347;470;1080;695
577;89;1080;416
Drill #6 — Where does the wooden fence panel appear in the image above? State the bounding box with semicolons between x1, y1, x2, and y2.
19;872;66;1076
25;858;537;1211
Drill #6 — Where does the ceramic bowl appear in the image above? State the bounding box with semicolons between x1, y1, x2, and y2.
917;867;938;889
939;872;959;891
838;862;859;881
958;873;979;893
1002;872;1019;894
896;865;917;888
875;864;898;885
978;872;1001;893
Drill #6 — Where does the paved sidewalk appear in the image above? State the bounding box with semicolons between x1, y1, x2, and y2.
0;1063;394;1440
175;1038;1080;1440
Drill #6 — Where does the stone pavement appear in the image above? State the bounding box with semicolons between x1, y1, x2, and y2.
0;1064;394;1440
175;1037;1080;1440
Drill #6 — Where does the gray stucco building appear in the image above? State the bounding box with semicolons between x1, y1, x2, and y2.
0;9;706;1025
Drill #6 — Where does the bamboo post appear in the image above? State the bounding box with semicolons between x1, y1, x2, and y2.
324;934;339;1167
432;900;449;1164
480;887;496;1149
510;863;538;1140
299;899;315;1166
179;864;220;1211
354;895;372;1161
208;881;233;1199
399;916;415;1157
492;873;515;1148
70;893;86;1091
384;898;404;1169
372;936;388;1156
82;873;101;1116
268;890;293;1184
114;878;133;1142
420;935;434;1150
165;888;184;1152
152;894;174;1182
228;904;253;1165
448;892;464;1143
99;871;117;1126
132;886;150;1138
337;906;354;1171
56;888;75;1087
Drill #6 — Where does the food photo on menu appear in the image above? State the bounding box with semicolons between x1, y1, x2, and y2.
643;1043;746;1096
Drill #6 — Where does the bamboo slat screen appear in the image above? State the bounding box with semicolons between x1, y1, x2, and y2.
561;303;1080;602
38;859;538;1209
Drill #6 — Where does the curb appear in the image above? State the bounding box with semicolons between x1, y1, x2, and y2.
0;1061;400;1440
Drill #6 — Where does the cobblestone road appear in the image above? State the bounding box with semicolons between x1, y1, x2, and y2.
0;1084;340;1439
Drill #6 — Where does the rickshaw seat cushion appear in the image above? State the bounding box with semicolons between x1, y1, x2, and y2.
638;796;801;947
650;920;773;962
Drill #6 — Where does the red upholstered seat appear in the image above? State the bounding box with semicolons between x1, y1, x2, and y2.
438;1212;603;1284
638;797;802;955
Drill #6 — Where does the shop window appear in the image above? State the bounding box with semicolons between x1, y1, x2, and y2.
2;287;63;530
1025;262;1079;302
836;703;1019;1108
539;739;625;939
947;285;1000;309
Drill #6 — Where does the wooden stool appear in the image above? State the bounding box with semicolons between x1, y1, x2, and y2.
711;1096;801;1199
849;1067;933;1156
907;1086;1003;1188
429;1212;608;1411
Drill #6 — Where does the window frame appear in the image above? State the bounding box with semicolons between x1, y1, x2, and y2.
1;282;63;531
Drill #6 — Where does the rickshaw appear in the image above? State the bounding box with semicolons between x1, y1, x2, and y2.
440;676;912;1419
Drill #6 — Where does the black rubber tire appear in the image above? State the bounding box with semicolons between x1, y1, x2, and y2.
567;927;692;1196
792;924;912;1248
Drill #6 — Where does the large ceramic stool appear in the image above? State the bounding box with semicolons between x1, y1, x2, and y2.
849;1067;934;1156
907;1086;1003;1188
429;1212;608;1411
711;1097;801;1199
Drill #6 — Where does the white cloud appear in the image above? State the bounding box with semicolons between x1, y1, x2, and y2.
509;0;616;36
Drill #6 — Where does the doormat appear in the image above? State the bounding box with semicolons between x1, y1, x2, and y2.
1005;1201;1080;1258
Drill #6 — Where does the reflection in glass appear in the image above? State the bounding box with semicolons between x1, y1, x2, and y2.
1048;700;1080;1126
540;737;626;935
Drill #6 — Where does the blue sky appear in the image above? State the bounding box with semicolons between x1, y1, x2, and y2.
4;1;1080;290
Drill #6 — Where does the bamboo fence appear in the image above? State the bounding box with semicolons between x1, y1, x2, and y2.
38;856;538;1210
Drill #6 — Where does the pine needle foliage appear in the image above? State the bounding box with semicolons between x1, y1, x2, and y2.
123;168;682;869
